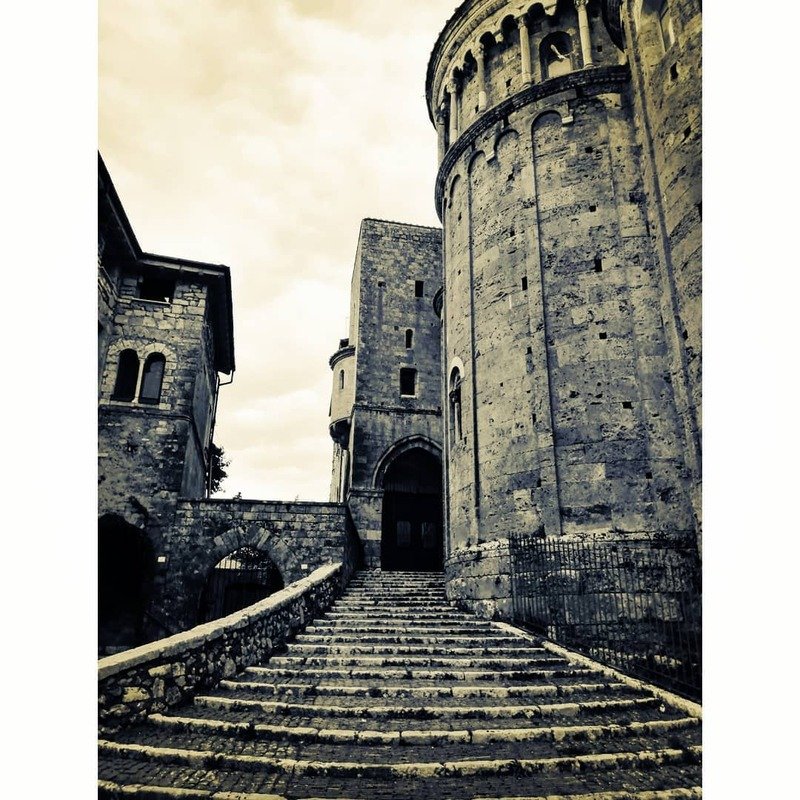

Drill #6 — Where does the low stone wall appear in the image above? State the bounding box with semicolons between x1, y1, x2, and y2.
445;539;513;620
145;499;353;635
98;563;343;733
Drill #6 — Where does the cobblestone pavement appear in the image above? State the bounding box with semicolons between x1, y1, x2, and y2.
98;571;702;799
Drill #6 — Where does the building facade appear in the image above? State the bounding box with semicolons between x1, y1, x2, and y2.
328;220;444;571
99;0;701;649
332;0;701;618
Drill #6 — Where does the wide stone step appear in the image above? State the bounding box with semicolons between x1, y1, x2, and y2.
191;693;661;722
98;736;701;779
227;669;608;693
108;720;702;768
159;696;684;733
145;711;700;747
242;665;601;685
322;610;476;621
305;621;502;635
293;633;527;646
284;644;552;657
98;768;703;800
214;681;640;708
268;654;569;669
217;678;631;701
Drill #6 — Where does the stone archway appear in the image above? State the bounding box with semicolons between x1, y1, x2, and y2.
379;446;443;572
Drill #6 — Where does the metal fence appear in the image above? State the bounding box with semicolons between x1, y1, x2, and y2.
509;533;702;700
198;546;284;623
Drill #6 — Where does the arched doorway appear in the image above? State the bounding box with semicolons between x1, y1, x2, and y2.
98;515;152;653
380;447;443;572
198;546;284;622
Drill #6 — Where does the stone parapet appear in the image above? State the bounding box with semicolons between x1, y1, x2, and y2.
98;563;343;732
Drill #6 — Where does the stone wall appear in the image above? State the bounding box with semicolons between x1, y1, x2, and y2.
144;499;355;637
98;563;343;733
622;0;702;526
428;0;699;611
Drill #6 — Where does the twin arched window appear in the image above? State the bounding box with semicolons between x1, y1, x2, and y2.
111;349;166;405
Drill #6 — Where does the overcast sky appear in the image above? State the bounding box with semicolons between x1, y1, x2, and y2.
99;0;458;501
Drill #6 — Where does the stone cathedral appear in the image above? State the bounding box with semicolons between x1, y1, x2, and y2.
99;0;700;649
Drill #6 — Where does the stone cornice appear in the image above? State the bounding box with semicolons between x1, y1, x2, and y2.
434;64;630;218
329;344;356;370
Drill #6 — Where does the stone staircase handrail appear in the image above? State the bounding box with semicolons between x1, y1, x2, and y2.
98;562;343;732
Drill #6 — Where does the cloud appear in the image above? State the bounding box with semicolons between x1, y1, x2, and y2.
100;0;455;500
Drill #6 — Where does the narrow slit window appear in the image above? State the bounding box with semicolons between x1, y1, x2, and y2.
112;349;139;402
414;280;424;298
139;353;166;405
339;369;345;390
405;329;413;349
400;368;417;396
449;368;463;441
521;276;528;291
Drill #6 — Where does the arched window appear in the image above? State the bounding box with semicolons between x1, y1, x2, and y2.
339;369;345;390
112;349;139;402
139;353;166;405
541;32;574;79
405;329;414;349
659;1;676;50
449;368;463;441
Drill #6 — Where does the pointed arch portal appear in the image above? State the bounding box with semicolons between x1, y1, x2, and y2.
380;446;443;572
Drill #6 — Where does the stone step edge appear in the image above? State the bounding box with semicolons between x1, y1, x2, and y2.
267;656;568;667
471;791;702;800
285;646;550;656
97;780;282;799
243;666;598;682
192;694;658;719
98;739;701;778
296;634;521;642
218;679;630;698
98;780;701;800
492;623;703;720
148;712;699;746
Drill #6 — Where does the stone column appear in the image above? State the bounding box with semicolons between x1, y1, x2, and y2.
436;101;448;161
517;15;532;84
448;78;459;144
575;0;594;68
476;43;487;110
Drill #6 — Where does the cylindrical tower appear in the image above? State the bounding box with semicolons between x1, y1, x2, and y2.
427;0;698;616
328;338;356;502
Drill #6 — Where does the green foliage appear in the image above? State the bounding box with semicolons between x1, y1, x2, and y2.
208;442;230;495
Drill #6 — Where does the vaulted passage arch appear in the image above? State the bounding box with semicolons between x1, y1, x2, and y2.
380;447;443;572
198;546;284;623
98;515;153;653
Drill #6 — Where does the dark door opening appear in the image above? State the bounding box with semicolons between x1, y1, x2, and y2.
381;447;443;572
98;515;152;654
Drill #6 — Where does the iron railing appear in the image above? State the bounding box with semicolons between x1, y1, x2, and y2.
510;534;702;700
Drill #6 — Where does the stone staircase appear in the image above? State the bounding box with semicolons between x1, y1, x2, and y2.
98;570;702;799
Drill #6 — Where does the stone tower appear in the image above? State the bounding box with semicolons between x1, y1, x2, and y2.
426;0;700;614
328;219;443;570
98;155;235;650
